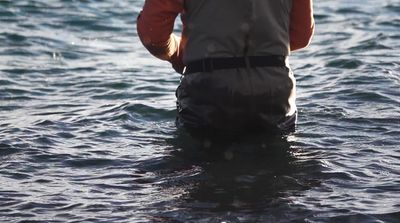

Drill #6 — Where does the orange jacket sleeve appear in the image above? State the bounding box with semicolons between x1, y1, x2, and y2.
290;0;315;51
137;0;185;73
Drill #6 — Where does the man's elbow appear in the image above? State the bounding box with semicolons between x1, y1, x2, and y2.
137;15;171;60
291;35;313;51
290;26;314;51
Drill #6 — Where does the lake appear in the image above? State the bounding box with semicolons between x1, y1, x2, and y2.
0;0;399;222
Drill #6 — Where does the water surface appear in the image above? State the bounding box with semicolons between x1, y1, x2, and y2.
0;0;399;222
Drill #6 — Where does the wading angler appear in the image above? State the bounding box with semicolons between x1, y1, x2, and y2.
137;0;314;136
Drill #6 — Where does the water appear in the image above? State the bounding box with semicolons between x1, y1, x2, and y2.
0;0;399;222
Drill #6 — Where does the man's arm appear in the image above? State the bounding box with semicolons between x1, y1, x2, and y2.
290;0;315;51
137;0;185;73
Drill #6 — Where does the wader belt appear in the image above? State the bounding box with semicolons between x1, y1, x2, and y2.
184;55;286;75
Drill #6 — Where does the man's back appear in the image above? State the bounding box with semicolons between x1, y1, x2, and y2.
183;0;292;63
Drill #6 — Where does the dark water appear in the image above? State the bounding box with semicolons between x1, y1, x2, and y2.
1;0;399;222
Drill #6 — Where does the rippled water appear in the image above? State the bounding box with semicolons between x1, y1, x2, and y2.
1;0;399;222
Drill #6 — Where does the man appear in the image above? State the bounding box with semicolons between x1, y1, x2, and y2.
137;0;314;135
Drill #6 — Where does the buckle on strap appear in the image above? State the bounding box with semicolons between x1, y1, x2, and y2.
202;58;214;72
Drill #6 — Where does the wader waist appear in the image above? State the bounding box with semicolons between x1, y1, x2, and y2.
184;55;286;75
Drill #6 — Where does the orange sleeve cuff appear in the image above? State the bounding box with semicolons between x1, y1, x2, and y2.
290;0;315;51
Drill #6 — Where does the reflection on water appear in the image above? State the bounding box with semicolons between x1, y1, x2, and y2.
140;132;323;222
